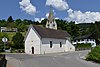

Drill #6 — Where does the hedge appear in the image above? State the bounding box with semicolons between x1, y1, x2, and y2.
76;43;92;50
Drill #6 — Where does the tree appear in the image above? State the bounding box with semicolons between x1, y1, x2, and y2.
56;19;67;30
12;32;24;49
69;22;80;38
0;19;7;27
7;16;15;28
7;16;14;22
89;23;99;38
17;23;27;32
15;19;22;25
22;19;28;25
41;19;47;27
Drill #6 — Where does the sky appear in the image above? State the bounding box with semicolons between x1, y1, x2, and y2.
0;0;100;24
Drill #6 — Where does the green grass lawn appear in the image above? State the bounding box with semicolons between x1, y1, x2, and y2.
0;32;26;41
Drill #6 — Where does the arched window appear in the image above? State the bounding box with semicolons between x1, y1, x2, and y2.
50;41;53;48
60;42;62;48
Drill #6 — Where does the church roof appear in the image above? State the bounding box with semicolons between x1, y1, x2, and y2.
25;25;70;40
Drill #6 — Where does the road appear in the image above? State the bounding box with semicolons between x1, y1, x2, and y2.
6;50;100;67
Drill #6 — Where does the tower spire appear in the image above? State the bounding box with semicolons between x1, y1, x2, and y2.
46;6;57;30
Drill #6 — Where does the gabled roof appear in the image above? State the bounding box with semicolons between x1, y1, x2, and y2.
73;34;94;40
25;25;70;40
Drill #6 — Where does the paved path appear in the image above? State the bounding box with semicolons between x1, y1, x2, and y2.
6;50;100;67
6;56;22;67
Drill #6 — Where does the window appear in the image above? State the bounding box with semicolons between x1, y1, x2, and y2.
87;39;89;41
78;39;80;41
91;43;94;45
81;39;84;41
90;39;93;41
53;24;55;27
50;41;53;48
74;40;76;42
60;42;62;48
47;24;49;27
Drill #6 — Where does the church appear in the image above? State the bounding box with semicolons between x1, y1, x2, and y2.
24;9;75;54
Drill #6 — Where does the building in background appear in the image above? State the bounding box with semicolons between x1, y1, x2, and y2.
72;34;100;47
1;27;17;32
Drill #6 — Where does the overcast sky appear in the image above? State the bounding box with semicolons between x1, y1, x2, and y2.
0;0;100;24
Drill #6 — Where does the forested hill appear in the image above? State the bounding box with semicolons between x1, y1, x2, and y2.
0;16;100;51
77;23;92;29
0;16;100;39
77;22;100;38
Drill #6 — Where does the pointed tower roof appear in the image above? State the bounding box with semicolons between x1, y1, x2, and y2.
48;7;54;22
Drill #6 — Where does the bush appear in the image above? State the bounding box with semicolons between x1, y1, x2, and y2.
86;46;100;63
11;49;24;53
12;32;24;49
76;43;92;50
0;45;4;52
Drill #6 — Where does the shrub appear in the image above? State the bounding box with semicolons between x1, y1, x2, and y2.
12;32;24;49
76;43;91;50
86;46;100;63
11;49;24;53
0;45;4;52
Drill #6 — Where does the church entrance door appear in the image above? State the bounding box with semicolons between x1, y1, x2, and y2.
32;47;34;54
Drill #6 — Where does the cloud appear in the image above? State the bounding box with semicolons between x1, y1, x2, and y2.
55;17;59;19
46;13;49;18
35;18;40;22
46;10;56;18
19;0;36;15
35;18;45;23
66;9;100;24
46;0;69;11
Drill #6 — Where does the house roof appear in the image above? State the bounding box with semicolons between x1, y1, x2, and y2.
25;25;70;40
73;34;94;40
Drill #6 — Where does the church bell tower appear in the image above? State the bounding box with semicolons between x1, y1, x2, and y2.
46;7;57;30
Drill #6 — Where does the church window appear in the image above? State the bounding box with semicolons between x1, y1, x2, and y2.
60;42;62;48
50;41;53;48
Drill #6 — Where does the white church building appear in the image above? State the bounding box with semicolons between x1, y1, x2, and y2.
25;9;75;54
